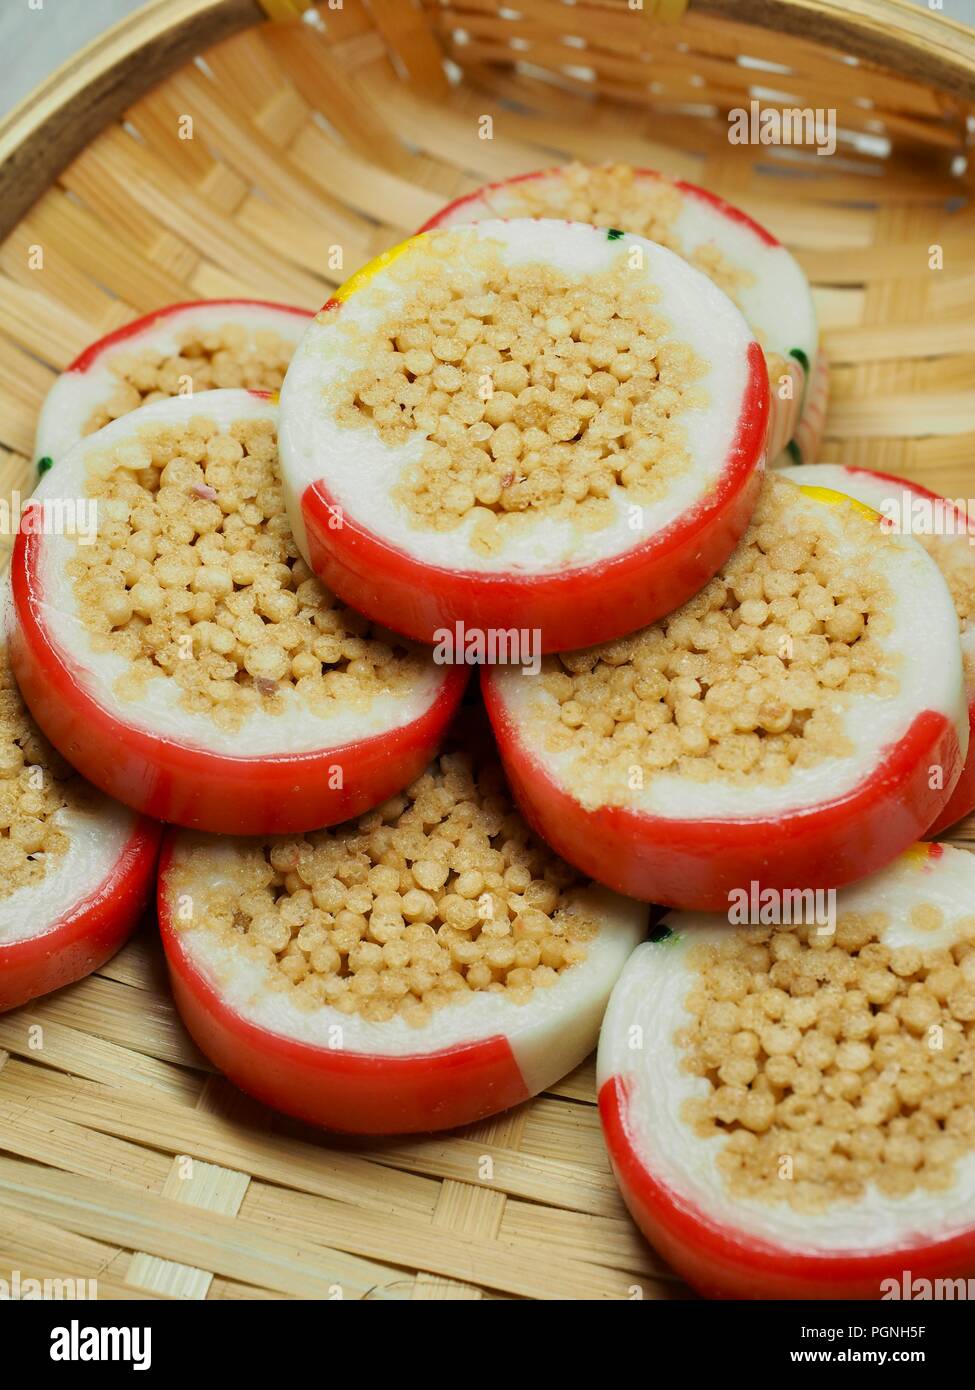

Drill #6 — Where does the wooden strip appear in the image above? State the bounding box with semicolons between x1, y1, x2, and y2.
126;1078;251;1299
865;441;975;504
256;0;316;20
0;447;31;516
0;339;53;456
5;1060;623;1217
2;1076;405;1297
95;931;171;994
0;1062;439;1216
207;1275;289;1299
355;1132;621;1216
739;165;958;209
824;320;974;364
259;19;408;170
825;392;975;439
0;1157;406;1301
353;68;582;184
0;274;104;370
811;287;865;331
646;0;690;20
521;1096;613;1172
189;261;289;301
0;212;127;342
126;1162;247;1297
289;124;445;231
546;1056;596;1103
124;88;225;194
0;1096;172;1191
164;68;352;228
367;0;451;98
0;1015;200;1102
0;1252;163;1300
835;199;953;475
20;974;207;1068
17;191;192;319
0;1206;140;1298
911;353;975;395
75;128;329;304
453;76;944;187
929;271;975;320
239;1179;629;1299
231;197;355;289
413;1105;527;1300
59;147;202;290
732;199;874;252
501;1198;670;1280
411;1179;494;1299
799;238;974;285
446;80;703;178
203;24;302;112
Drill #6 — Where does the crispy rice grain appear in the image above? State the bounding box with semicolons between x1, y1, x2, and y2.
488;163;814;408
916;529;975;686
0;641;89;898
679;912;975;1211
70;415;425;732
528;477;896;798
175;751;597;1026
330;233;707;554
495;164;754;305
83;324;295;436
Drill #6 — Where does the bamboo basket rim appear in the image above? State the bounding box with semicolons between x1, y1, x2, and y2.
0;0;974;1302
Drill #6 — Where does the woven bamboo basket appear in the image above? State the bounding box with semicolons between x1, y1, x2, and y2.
0;0;973;1302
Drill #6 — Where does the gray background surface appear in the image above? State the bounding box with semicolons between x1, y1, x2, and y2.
1;0;973;117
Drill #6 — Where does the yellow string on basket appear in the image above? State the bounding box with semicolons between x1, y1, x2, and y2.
644;0;691;20
256;0;317;20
